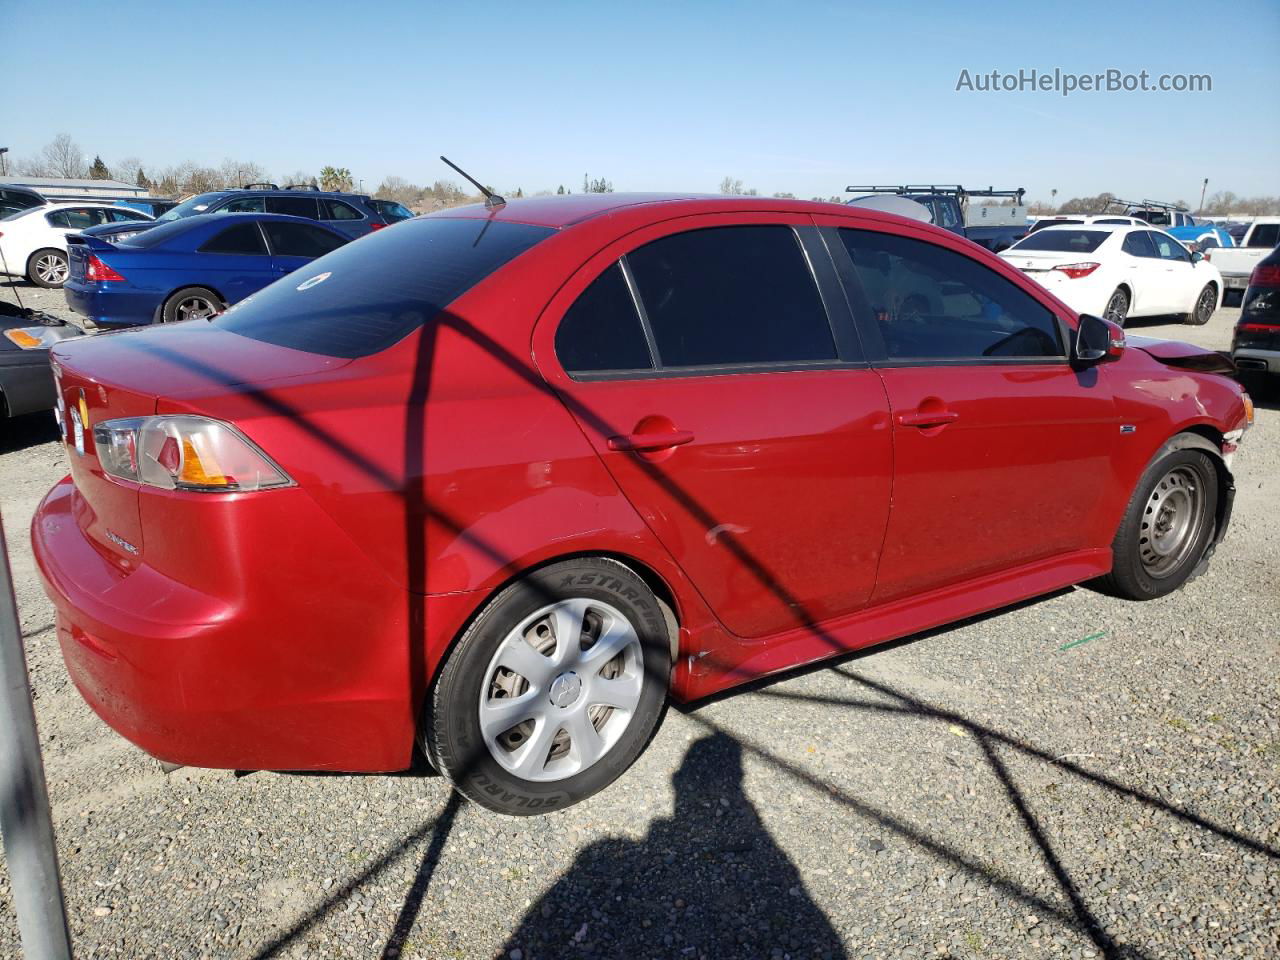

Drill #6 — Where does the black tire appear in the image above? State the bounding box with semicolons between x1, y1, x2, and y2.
1184;283;1217;326
27;249;68;288
1099;444;1219;601
425;557;671;816
161;286;223;324
1103;287;1130;326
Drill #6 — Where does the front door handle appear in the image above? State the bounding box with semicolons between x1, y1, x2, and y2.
896;410;959;428
607;430;695;452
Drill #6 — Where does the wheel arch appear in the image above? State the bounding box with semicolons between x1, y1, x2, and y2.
25;246;65;278
159;284;228;321
1156;428;1233;542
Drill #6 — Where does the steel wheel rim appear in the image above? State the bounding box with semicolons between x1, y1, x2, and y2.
1138;465;1205;578
1196;287;1214;322
36;254;67;285
174;296;217;322
1105;290;1128;323
478;598;644;782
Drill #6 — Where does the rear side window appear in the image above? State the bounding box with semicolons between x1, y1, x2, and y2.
200;222;268;255
266;196;320;219
213;217;554;358
47;208;110;229
626;225;836;368
1122;231;1158;257
221;197;266;213
321;199;363;221
556;264;654;374
263;222;347;257
1012;230;1108;253
840;229;1063;361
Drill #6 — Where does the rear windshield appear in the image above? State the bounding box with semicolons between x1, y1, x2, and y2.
373;199;414;222
117;218;197;248
1011;229;1108;253
212;217;554;358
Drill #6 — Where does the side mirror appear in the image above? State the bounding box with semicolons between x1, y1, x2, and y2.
1074;313;1126;364
1191;250;1204;263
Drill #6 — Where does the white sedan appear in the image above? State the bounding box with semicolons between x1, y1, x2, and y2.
999;224;1223;326
0;203;153;288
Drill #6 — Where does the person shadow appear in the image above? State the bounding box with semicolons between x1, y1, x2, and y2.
500;732;847;960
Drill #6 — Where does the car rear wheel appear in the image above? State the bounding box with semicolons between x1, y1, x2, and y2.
424;557;671;815
27;249;68;288
1099;445;1219;600
1184;283;1217;326
161;287;223;324
1104;287;1129;326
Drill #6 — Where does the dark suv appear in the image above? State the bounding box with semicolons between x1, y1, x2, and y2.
82;184;406;243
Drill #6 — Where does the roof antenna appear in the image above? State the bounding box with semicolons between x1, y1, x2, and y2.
440;156;505;209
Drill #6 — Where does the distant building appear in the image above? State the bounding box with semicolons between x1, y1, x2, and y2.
0;176;151;199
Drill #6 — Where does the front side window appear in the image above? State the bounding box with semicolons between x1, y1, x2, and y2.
1151;232;1189;262
263;222;348;258
556;263;654;375
266;196;320;219
200;222;268;255
221;197;266;213
625;225;837;368
840;229;1063;361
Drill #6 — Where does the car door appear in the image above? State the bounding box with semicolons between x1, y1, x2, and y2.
823;221;1119;605
1118;229;1164;315
196;220;276;304
260;221;348;277
534;217;893;640
1149;230;1198;312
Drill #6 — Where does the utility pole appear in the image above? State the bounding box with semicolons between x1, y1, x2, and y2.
0;516;73;959
0;147;9;176
1199;178;1209;214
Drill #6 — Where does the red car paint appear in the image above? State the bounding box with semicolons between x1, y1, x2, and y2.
33;195;1250;772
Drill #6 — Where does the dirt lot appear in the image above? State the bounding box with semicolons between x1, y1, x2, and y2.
1;282;1277;959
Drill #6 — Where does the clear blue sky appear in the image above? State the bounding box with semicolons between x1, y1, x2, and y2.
5;0;1277;203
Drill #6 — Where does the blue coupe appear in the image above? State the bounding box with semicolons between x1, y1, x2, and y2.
63;213;349;327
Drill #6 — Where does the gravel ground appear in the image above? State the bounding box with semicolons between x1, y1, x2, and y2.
1;279;1277;960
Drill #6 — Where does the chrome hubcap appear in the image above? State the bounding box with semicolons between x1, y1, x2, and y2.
479;598;644;782
1139;466;1205;578
36;255;67;284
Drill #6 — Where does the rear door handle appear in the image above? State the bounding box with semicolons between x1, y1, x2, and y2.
607;430;695;452
895;410;959;428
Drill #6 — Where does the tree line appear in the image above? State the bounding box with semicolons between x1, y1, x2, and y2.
9;136;1276;216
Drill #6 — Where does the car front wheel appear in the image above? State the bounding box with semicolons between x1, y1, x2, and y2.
1100;444;1219;600
424;557;671;815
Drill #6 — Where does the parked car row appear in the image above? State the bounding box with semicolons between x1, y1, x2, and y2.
0;203;155;286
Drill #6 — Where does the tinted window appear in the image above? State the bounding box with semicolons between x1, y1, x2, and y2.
840;229;1062;361
109;208;150;222
556;263;653;375
1248;223;1280;248
1028;218;1082;233
46;208;110;229
373;199;414;222
1151;232;1189;261
156;193;226;221
321;199;363;221
200;222;268;255
266;196;320;219
1011;230;1108;253
262;222;347;258
626;226;836;368
120;219;207;249
214;217;554;358
1122;231;1158;258
221;197;266;213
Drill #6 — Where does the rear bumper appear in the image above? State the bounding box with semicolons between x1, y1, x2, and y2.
31;475;462;772
63;282;158;327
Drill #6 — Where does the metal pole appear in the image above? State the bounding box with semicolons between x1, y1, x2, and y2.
0;516;73;959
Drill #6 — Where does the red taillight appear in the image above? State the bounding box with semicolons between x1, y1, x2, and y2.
1239;323;1280;332
1248;264;1280;287
86;254;126;283
1052;261;1101;279
369;222;386;231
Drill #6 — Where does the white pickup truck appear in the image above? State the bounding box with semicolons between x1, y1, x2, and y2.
1206;218;1280;300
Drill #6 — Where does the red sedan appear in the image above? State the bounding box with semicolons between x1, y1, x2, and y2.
34;194;1253;815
